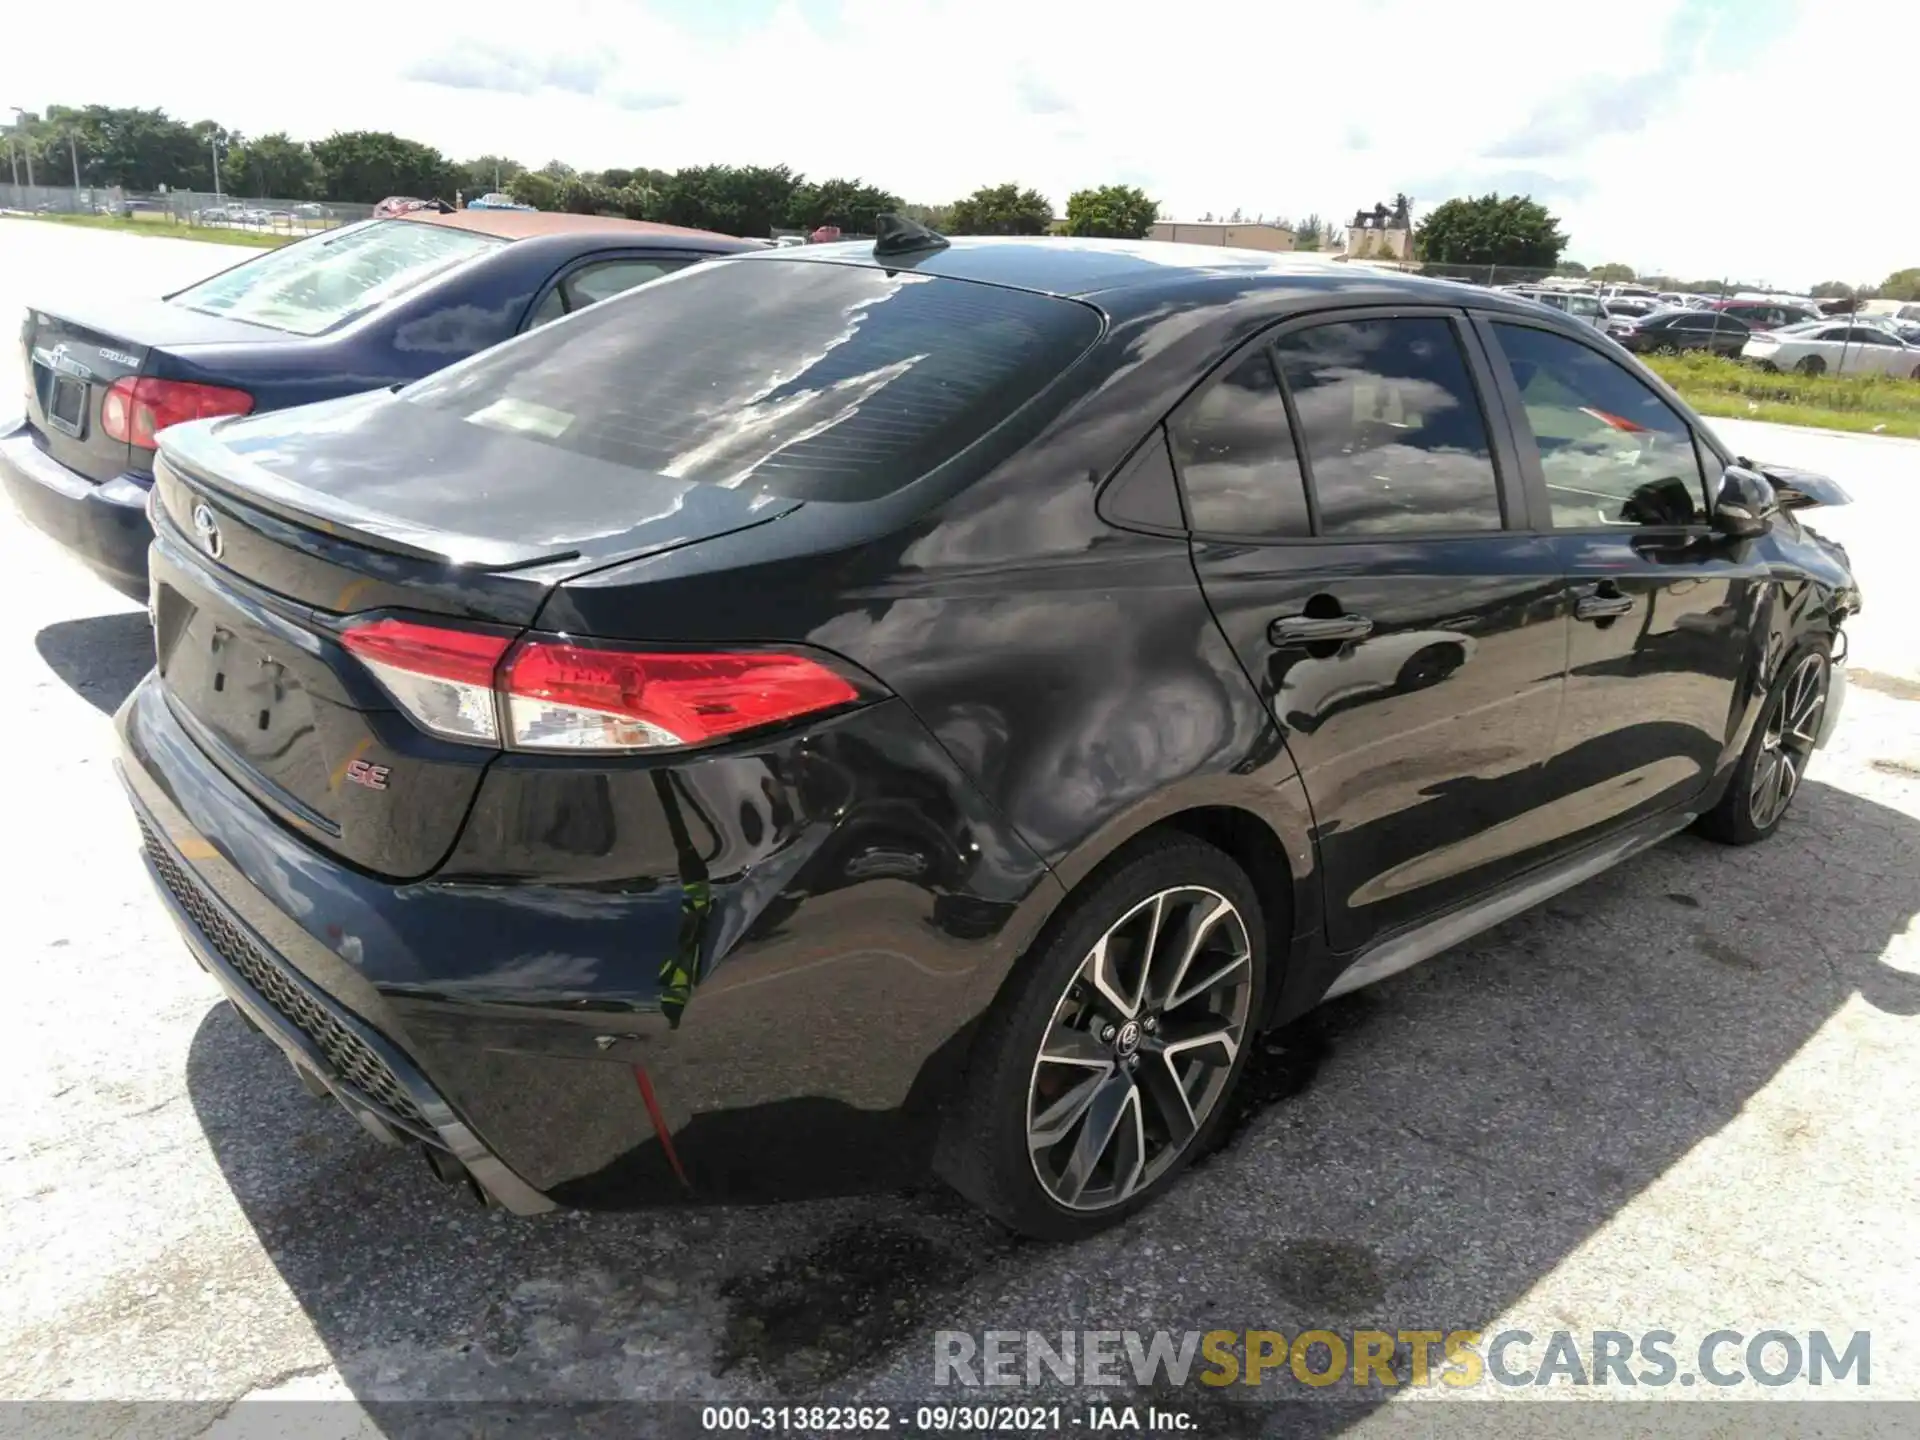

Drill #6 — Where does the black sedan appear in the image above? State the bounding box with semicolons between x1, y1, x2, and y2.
4;210;757;597
117;227;1859;1239
1613;307;1752;357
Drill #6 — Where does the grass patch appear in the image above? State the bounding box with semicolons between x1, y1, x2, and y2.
0;212;287;248
1644;352;1920;438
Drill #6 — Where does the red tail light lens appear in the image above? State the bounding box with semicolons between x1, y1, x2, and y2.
102;377;253;448
502;644;863;751
340;618;867;752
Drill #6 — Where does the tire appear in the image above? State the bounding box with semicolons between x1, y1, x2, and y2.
1396;643;1465;692
1795;354;1827;376
936;835;1269;1240
1909;364;1920;381
1695;645;1830;846
1756;360;1779;373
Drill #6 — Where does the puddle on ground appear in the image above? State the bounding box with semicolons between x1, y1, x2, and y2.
714;1212;1020;1388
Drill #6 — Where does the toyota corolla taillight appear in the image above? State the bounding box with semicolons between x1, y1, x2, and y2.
341;617;871;753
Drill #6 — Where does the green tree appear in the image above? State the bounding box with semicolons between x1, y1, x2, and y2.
226;132;324;200
899;201;952;230
310;130;457;203
1294;212;1327;251
1877;267;1920;301
1063;184;1158;239
786;177;905;235
460;155;524;196
1413;192;1567;269
1588;262;1636;283
507;170;560;210
1554;260;1590;277
651;164;800;237
1808;280;1856;299
946;182;1053;236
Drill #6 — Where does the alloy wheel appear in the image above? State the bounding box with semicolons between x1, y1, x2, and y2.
1749;653;1826;830
1025;887;1253;1212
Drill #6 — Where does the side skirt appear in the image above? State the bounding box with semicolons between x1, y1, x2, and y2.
1320;807;1699;1002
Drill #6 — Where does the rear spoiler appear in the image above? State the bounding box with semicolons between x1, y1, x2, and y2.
1745;459;1851;511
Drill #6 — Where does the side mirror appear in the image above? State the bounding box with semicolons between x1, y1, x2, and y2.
1712;465;1777;539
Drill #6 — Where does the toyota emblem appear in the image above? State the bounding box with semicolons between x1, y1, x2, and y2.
191;502;223;559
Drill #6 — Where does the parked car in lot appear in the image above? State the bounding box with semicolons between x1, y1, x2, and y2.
3;210;755;596
1506;286;1605;328
116;230;1860;1237
1708;298;1820;329
1598;297;1663;336
1743;320;1920;377
1613;308;1751;357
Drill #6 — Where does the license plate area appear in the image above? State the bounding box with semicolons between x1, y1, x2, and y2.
160;587;322;770
45;369;89;439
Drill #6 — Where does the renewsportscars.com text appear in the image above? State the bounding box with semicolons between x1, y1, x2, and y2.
934;1328;1871;1390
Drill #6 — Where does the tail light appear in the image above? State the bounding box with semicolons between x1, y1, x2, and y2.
341;617;870;752
102;377;253;448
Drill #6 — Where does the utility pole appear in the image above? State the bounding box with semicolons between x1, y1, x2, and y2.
211;134;223;203
10;108;32;189
68;129;80;191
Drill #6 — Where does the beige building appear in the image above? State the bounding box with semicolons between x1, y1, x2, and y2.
1344;198;1413;261
1148;221;1296;252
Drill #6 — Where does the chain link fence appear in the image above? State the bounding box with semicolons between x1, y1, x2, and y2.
2;183;374;236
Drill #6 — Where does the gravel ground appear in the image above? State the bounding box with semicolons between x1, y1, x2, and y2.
2;221;1917;1434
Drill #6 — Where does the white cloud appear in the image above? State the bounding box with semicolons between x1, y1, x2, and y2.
6;0;1917;285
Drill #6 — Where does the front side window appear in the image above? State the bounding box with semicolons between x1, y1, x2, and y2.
1272;316;1504;536
169;220;502;336
1170;350;1311;537
1491;322;1707;529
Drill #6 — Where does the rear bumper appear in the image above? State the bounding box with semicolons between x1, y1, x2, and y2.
0;419;151;598
128;794;553;1214
115;671;1060;1210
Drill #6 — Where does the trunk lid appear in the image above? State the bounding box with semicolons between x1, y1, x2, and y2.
22;295;288;482
149;391;802;879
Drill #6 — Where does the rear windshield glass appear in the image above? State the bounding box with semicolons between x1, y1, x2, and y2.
401;258;1102;502
168;220;502;336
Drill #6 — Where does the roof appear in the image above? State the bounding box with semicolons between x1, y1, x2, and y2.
735;235;1516;313
397;209;740;244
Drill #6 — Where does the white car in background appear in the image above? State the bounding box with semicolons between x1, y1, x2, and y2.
1744;320;1920;377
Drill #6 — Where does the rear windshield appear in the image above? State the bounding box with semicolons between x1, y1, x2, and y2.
168;220;502;336
401;257;1102;502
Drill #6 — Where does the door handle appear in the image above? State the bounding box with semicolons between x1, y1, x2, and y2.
1269;614;1374;646
1574;586;1635;621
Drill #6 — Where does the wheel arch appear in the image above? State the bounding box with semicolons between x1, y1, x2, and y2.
966;791;1318;1047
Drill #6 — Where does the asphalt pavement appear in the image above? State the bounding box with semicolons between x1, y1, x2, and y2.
1;220;1917;1434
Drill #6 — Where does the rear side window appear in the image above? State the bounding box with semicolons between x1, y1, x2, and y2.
406;259;1101;502
1171;351;1310;536
169;220;501;336
1272;317;1504;536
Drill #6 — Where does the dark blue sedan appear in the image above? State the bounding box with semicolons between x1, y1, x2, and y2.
3;210;757;597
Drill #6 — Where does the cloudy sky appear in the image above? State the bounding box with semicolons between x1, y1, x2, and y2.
6;0;1915;287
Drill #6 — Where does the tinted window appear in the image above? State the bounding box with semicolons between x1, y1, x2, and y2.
1849;327;1898;346
565;258;687;306
1272;317;1503;536
1492;323;1707;528
1171;350;1310;536
525;287;567;330
406;260;1102;502
170;220;502;336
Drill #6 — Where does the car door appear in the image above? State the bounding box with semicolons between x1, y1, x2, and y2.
522;252;701;331
1477;315;1763;851
1177;308;1572;953
1852;326;1916;378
